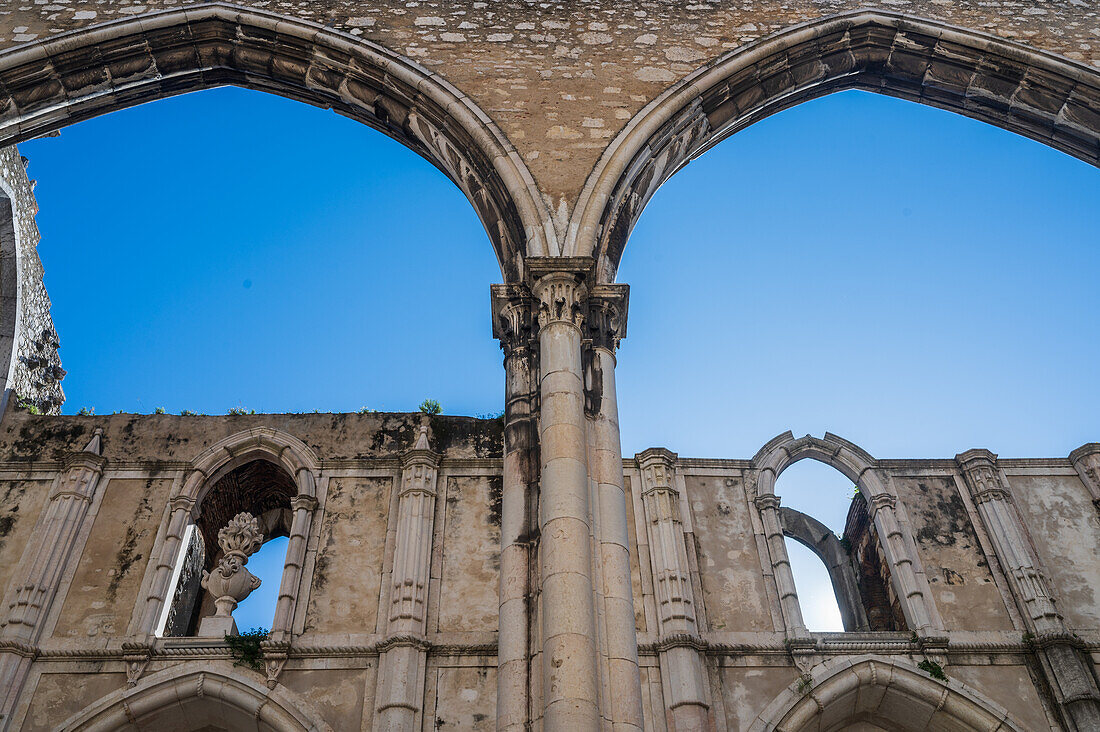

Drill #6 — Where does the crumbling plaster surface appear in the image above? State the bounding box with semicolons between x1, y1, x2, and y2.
1009;472;1100;631
0;1;1095;242
897;475;1014;632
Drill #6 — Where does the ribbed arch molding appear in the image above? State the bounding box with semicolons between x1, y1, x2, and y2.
0;3;557;281
573;10;1100;282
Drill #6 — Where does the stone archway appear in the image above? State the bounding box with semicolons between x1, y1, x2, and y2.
572;9;1100;282
0;3;556;282
56;665;334;731
749;655;1026;731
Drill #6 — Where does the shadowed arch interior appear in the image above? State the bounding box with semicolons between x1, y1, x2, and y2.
0;3;554;282
576;10;1100;282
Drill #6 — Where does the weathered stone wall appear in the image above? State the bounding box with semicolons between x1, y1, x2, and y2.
0;147;62;415
0;414;1096;729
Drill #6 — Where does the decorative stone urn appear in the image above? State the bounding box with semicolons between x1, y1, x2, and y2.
197;512;264;637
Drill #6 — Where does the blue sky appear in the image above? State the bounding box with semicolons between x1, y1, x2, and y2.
22;86;1098;632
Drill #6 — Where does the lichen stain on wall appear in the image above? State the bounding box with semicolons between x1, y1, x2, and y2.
902;476;1013;631
437;476;500;633
0;479;49;594
305;476;390;633
687;475;772;632
1010;473;1100;630
52;477;172;641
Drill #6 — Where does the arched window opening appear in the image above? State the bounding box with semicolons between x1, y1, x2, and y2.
21;86;505;417
774;459;907;633
159;458;296;637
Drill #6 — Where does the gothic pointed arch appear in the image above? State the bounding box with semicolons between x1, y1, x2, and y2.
748;655;1026;732
137;427;322;638
0;3;556;282
570;10;1100;282
56;665;334;731
749;432;941;634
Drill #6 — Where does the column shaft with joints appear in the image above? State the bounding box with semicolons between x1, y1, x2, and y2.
636;449;710;731
375;425;441;731
270;492;317;640
586;288;644;732
753;491;807;637
957;449;1100;731
530;260;601;729
492;285;540;731
865;491;935;633
0;429;105;730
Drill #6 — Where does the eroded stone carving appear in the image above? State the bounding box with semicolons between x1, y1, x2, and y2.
198;512;264;637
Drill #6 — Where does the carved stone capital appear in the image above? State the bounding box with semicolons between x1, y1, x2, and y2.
754;493;782;512
586;284;629;352
867;493;897;515
490;283;536;357
1069;443;1100;503
636;447;678;495
291;495;318;512
526;256;593;330
956;449;1009;504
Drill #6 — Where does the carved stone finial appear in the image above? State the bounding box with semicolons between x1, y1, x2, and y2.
83;427;103;455
198;512;264;636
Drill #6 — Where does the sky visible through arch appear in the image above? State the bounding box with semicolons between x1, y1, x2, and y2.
20;87;1099;632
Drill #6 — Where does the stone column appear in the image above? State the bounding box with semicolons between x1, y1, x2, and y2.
586;287;644;732
270;493;317;639
754;493;807;637
140;494;199;635
530;259;600;730
1068;443;1100;511
491;284;539;732
957;449;1100;730
375;425;440;731
636;448;710;731
865;492;935;633
0;429;105;726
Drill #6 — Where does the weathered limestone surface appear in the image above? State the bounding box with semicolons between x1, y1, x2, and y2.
0;147;62;415
0;409;1093;731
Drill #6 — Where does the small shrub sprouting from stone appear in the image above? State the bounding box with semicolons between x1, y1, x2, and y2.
180;409;199;416
17;399;40;415
796;674;814;695
227;407;256;416
225;627;269;672
477;410;505;419
154;407;166;414
419;399;442;415
358;406;379;414
918;659;947;681
77;407;94;416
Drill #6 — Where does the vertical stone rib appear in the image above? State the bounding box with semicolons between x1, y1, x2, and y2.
141;494;197;636
375;425;440;731
270;493;316;639
587;286;643;732
956;449;1100;730
866;492;934;633
532;267;600;730
493;285;539;732
0;429;105;726
636;449;710;730
754;492;807;637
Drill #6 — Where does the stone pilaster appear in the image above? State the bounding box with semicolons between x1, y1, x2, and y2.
0;429;105;727
270;493;317;640
1068;443;1100;512
139;493;197;635
375;425;440;731
636;448;710;731
754;492;807;638
585;285;643;732
491;283;540;732
529;258;601;730
957;449;1100;730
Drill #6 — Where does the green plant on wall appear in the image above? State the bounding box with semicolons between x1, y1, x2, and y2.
225;628;268;672
918;659;947;681
419;399;442;415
